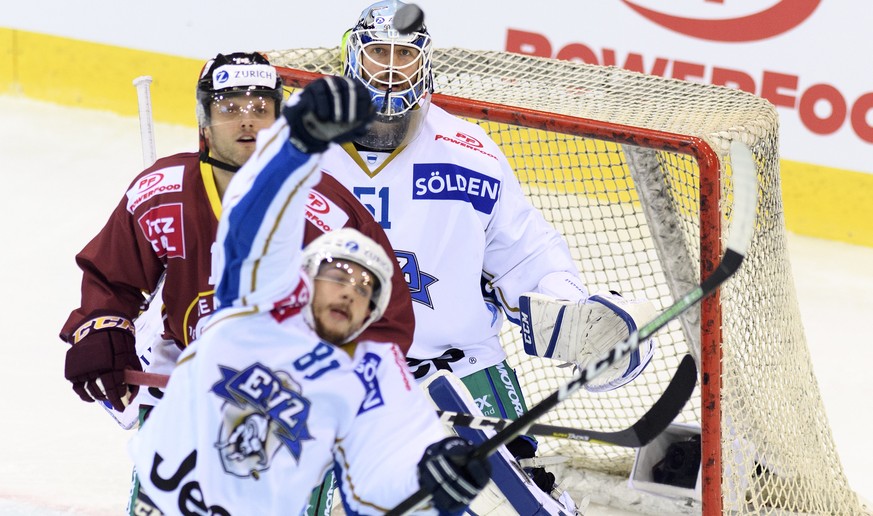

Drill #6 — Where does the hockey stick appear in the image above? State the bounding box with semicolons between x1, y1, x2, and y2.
438;353;696;448
133;76;157;168
124;354;694;449
386;141;758;515
125;369;169;389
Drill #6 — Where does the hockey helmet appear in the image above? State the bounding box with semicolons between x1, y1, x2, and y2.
343;0;433;149
301;228;394;343
196;52;284;128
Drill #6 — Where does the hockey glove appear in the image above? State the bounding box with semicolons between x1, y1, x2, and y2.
519;290;657;392
64;314;141;411
417;436;491;513
284;76;374;154
506;435;556;494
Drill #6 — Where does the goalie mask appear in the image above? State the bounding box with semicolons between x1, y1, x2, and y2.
343;0;433;150
196;52;284;171
301;228;394;343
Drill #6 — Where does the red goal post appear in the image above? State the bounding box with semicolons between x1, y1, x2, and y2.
265;47;863;515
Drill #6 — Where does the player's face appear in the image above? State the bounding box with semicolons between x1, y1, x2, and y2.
204;92;277;169
310;259;376;345
360;43;421;91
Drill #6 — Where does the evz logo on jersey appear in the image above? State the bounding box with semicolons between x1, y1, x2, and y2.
126;165;184;213
138;203;185;258
395;250;437;308
211;363;313;478
413;164;500;214
354;353;385;415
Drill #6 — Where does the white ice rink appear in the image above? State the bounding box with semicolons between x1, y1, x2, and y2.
0;96;870;515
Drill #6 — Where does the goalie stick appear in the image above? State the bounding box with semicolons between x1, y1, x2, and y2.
123;353;694;449
438;353;696;448
386;141;758;515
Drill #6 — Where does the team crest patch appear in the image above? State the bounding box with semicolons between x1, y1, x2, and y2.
211;363;313;478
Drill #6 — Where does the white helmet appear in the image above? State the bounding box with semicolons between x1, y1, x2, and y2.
343;0;433;150
301;228;394;343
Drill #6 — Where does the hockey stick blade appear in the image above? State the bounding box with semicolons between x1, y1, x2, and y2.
438;353;696;448
387;142;758;515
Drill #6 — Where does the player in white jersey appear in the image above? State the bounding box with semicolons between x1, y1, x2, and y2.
128;76;491;515
317;1;658;510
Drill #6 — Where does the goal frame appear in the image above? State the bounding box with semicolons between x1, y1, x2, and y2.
277;67;726;514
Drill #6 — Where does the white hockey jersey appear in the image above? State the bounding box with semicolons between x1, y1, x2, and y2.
320;104;584;380
128;310;446;515
128;115;449;515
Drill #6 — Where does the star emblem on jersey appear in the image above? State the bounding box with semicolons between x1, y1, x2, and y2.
395;250;438;308
211;363;313;477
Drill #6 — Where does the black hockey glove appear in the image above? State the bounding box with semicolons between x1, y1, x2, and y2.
506;435;556;493
284;76;375;154
64;314;141;411
417;437;491;513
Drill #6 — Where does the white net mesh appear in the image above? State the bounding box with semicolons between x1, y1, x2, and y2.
265;46;863;514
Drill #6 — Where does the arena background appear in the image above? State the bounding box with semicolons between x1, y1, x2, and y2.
3;1;872;246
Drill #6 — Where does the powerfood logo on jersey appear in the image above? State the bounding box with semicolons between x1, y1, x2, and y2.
621;0;820;42
126;165;184;213
435;132;499;160
305;189;349;234
413;164;500;214
211;363;313;478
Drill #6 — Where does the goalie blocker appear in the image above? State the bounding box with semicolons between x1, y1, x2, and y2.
519;292;656;392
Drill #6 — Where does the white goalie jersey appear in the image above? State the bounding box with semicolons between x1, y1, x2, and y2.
320;104;585;380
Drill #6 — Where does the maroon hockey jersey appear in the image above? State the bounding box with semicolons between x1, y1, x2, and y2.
60;152;414;352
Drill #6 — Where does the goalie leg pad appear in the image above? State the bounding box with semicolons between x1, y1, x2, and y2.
519;291;657;392
423;372;580;515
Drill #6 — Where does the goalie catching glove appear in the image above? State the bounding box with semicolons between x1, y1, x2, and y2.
63;313;141;411
284;75;375;154
520;291;657;392
418;436;491;513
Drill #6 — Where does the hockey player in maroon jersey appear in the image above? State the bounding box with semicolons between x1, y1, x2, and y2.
60;52;413;424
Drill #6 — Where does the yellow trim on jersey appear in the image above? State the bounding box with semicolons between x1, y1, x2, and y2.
183;290;215;347
340;141;407;179
200;162;223;220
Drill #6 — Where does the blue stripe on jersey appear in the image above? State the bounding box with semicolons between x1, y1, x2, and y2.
216;143;312;307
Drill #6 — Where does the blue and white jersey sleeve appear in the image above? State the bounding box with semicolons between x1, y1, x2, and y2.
213;117;323;312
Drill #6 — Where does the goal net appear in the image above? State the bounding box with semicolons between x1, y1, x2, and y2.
265;47;863;515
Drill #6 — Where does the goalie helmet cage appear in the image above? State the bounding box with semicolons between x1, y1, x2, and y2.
265;47;864;515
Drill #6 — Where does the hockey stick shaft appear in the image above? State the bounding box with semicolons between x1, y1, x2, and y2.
133;76;157;168
387;142;757;515
437;353;696;448
125;369;168;389
125;355;693;448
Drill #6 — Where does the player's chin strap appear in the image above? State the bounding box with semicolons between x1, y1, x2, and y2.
200;149;240;173
199;130;241;173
